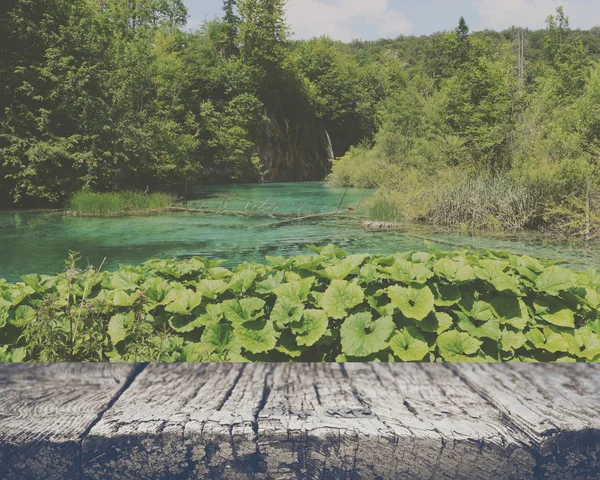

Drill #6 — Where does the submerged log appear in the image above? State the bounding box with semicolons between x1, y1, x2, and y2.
1;363;599;479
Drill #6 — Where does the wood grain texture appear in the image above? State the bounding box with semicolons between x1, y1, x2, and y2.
0;363;138;480
452;363;600;479
3;363;600;480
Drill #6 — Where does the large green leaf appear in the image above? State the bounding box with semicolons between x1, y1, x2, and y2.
570;329;600;360
386;260;433;284
105;271;142;291
319;254;369;280
432;284;461;307
108;312;132;345
528;327;573;354
222;297;265;325
420;312;453;334
490;296;529;330
194;303;224;326
270;298;304;329
457;312;501;341
535;267;579;296
201;323;237;355
340;313;395;357
194;279;228;299
437;331;482;361
389;327;430;361
434;258;474;282
474;260;520;294
501;330;527;352
533;297;575;328
273;277;315;303
387;285;435;321
234;319;277;353
228;270;257;293
165;290;203;315
292;309;329;347
322;280;364;319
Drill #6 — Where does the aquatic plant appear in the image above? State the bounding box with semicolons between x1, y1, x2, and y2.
68;191;174;216
1;244;599;363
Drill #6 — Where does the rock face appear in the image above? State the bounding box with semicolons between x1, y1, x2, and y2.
2;363;600;480
254;109;332;182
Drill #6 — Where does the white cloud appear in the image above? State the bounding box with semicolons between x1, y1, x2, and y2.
285;0;413;42
475;0;566;30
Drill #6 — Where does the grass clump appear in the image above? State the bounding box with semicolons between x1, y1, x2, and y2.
68;191;174;216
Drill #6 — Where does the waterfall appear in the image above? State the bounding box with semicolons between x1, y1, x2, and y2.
325;130;335;160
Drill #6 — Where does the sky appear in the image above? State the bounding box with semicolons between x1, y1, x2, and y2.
184;0;600;42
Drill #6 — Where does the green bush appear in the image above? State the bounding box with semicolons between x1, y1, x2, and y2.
68;191;174;216
1;245;599;363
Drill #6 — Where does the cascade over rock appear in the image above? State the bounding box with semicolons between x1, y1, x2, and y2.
253;109;331;182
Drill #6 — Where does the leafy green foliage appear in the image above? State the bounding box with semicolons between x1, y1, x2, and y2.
1;244;600;363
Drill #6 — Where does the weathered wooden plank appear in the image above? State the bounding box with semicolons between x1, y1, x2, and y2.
452;363;600;479
0;363;138;480
258;364;537;480
82;363;271;479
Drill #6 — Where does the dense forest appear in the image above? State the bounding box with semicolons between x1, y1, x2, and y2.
2;1;600;237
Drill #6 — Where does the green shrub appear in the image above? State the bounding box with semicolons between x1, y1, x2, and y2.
1;245;599;363
68;191;174;216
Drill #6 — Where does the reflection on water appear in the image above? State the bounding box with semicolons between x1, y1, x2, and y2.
0;182;598;282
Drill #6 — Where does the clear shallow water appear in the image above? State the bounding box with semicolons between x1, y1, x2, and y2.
0;182;599;282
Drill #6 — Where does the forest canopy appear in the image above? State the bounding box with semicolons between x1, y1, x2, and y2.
2;0;600;239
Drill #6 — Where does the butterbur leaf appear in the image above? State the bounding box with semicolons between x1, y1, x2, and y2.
319;254;369;280
389;327;430;362
202;323;236;354
106;271;142;291
322;280;364;319
165;290;203;315
169;315;201;333
228;270;257;293
528;327;573;354
434;258;474;282
437;331;482;361
273;277;315;303
533;297;575;328
570;329;600;360
276;331;305;358
255;272;285;294
420;312;453;334
108;312;133;344
234;319;277;353
266;256;295;269
490;296;529;330
535;267;578;296
386;260;433;284
271;298;304;328
501;331;527;352
292;309;329;347
388;285;435;321
194;279;228;299
207;267;232;279
195;303;223;326
340;312;394;357
359;264;379;283
474;260;520;293
457;312;501;341
112;290;137;307
433;284;461;306
222;297;265;325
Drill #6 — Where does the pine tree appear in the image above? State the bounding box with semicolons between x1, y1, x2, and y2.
221;0;239;57
456;16;469;40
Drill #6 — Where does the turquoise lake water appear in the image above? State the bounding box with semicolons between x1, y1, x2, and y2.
1;182;599;282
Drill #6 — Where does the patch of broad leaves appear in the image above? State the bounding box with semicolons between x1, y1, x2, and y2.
1;243;600;362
